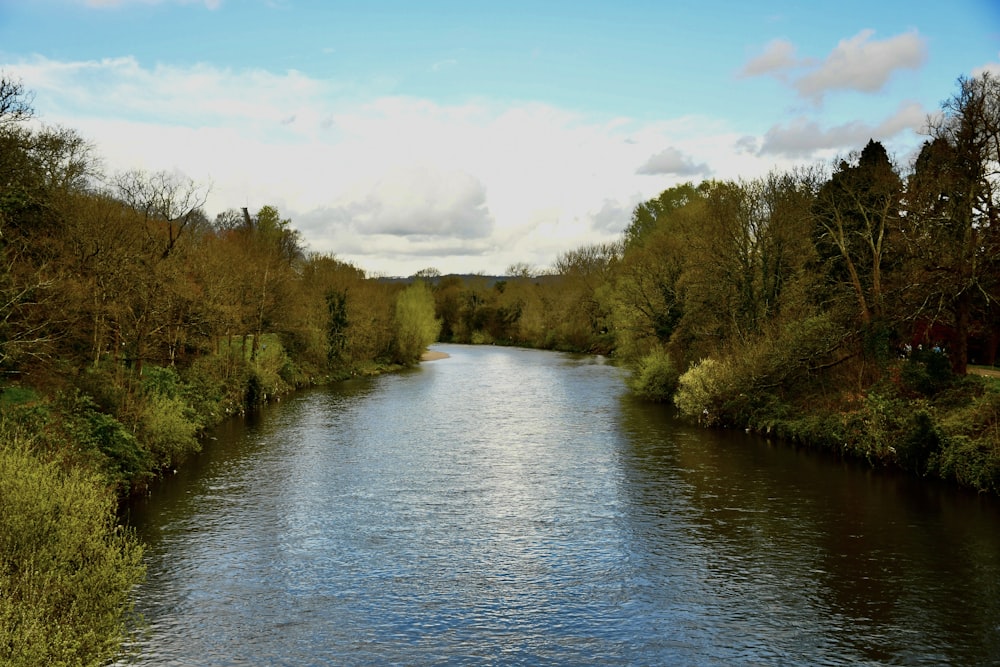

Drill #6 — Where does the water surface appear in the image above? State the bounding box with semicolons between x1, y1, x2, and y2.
125;344;1000;665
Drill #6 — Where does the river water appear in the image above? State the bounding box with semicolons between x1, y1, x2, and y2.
124;344;1000;666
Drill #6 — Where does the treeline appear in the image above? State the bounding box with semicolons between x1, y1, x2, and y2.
420;73;1000;494
0;77;439;664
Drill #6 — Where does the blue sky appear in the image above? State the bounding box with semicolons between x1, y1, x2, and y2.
1;0;998;276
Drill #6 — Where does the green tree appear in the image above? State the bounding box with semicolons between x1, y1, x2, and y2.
812;140;903;329
624;182;702;248
611;187;697;362
549;242;620;352
392;280;440;364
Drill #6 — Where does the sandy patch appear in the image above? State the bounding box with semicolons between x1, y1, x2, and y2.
420;350;450;362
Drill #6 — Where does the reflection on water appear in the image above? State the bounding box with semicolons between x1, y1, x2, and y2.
125;344;1000;666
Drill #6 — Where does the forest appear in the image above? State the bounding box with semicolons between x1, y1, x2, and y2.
0;71;998;664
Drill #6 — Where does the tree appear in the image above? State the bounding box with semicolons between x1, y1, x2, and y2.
242;205;304;361
505;262;536;279
904;73;1000;373
413;267;441;280
549;242;621;352
432;275;466;342
624;182;702;248
392;280;440;364
112;169;209;260
0;74;33;127
654;175;818;369
611;189;694;361
0;85;102;371
812;140;903;329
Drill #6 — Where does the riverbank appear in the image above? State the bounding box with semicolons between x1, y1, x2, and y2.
420;349;450;361
669;351;1000;495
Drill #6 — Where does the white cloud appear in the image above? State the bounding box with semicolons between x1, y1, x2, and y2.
739;39;801;78
973;54;1000;78
13;56;330;130
636;147;710;176
758;101;926;158
794;29;926;101
334;167;494;239
741;29;927;104
589;198;637;234
3;56;840;275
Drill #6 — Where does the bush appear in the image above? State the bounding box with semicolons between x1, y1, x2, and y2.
674;358;732;423
56;391;152;494
896;409;943;476
936;434;1000;493
852;391;909;464
0;424;145;666
136;392;200;469
933;384;1000;492
628;347;679;402
183;354;234;419
900;348;953;396
141;364;185;399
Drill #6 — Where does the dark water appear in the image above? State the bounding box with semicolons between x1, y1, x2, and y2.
123;344;1000;666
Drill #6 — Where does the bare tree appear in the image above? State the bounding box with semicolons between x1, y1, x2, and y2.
112;169;211;259
0;74;33;126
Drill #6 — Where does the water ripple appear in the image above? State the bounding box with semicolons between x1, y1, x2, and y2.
124;345;1000;666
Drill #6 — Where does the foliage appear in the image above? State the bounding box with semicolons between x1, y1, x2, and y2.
674;358;732;423
933;382;1000;492
392;280;441;364
849;391;910;464
900;348;954;396
53;390;152;494
325;289;349;365
0;421;144;667
627;347;680;402
136;391;200;469
896;409;944;476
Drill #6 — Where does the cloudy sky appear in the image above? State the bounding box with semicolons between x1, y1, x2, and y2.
1;1;998;276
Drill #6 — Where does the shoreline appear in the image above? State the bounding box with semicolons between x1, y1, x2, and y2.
420;350;450;362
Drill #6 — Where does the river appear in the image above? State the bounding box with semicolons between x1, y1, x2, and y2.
123;344;1000;666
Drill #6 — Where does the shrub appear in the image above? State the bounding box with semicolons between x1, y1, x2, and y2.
853;391;909;464
628;347;679;402
674;358;732;423
470;330;494;345
0;424;145;667
136;392;201;469
900;348;953;396
936;434;1000;493
182;354;232;419
55;391;152;494
896;409;943;476
141;364;185;399
933;383;1000;492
